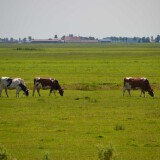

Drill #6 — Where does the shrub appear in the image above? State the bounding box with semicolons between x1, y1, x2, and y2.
0;144;11;160
98;144;115;160
42;153;51;160
114;124;125;131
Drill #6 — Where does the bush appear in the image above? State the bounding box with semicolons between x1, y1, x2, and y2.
42;153;51;160
114;124;125;131
98;144;115;160
0;144;11;160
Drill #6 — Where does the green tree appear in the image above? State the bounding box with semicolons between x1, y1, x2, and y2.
54;35;58;38
23;37;27;42
145;37;150;43
155;35;160;42
28;36;32;41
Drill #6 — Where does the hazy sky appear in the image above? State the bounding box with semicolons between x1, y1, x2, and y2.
0;0;160;39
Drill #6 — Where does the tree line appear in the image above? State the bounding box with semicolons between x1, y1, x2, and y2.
0;35;160;43
108;35;160;43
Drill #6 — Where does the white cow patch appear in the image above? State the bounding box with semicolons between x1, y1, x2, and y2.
124;82;140;90
124;82;131;89
42;86;51;89
35;82;50;89
140;77;146;80
125;77;132;80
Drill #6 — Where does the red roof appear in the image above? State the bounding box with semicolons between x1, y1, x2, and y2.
64;36;81;42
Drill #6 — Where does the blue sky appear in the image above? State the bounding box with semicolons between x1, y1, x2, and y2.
0;0;160;39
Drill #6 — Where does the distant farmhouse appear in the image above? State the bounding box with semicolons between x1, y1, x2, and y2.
64;35;98;43
64;36;81;43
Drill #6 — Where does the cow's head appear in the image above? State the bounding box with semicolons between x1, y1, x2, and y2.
148;89;154;97
24;89;29;96
19;83;29;96
59;88;64;96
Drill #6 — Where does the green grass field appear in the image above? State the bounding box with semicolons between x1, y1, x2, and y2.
0;43;160;160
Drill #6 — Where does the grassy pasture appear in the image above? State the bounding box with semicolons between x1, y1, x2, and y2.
0;43;160;160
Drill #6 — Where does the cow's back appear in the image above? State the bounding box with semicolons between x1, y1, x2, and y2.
124;77;149;90
8;78;23;89
0;77;10;86
14;78;25;85
33;77;54;88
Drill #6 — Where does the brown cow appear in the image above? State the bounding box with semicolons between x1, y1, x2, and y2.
123;77;154;97
33;77;64;96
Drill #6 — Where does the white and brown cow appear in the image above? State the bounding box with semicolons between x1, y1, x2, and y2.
33;77;64;96
123;77;154;97
0;77;29;97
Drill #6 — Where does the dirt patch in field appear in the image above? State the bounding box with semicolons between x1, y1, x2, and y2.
63;83;122;91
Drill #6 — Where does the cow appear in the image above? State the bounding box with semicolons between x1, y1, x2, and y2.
123;77;154;97
32;77;64;96
0;77;29;97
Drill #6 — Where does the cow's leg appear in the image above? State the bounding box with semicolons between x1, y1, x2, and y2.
5;88;9;97
140;90;145;97
49;89;52;96
33;86;39;96
53;90;56;96
0;86;3;97
141;90;145;97
16;87;21;97
144;92;146;97
123;86;126;96
127;89;131;96
49;89;56;96
16;91;19;97
123;86;131;96
37;88;41;96
32;86;36;96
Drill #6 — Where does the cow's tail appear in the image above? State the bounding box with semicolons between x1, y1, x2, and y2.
0;78;1;84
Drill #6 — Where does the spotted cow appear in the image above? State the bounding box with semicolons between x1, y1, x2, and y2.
33;77;64;96
123;77;154;97
0;77;29;97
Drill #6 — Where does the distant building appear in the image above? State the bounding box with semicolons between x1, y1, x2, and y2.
79;40;99;43
64;35;98;43
64;36;81;43
31;38;63;43
99;38;112;43
99;37;140;43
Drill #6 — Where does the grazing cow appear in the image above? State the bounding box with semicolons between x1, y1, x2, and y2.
33;77;64;96
0;77;29;97
123;77;154;97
